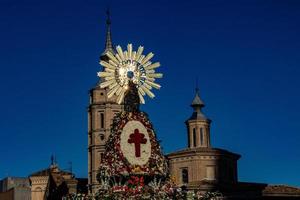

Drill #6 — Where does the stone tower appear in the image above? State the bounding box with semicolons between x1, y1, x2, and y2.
186;88;211;148
87;11;123;193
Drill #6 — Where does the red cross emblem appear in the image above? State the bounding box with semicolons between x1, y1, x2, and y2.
128;129;147;157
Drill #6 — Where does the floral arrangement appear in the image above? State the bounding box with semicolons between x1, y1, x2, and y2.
98;111;168;178
64;190;222;200
93;110;179;199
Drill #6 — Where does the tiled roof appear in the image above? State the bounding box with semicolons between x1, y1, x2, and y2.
264;185;300;195
166;147;241;159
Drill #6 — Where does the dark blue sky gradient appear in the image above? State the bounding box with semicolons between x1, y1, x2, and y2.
1;0;300;187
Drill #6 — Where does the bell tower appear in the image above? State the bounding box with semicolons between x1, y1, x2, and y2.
186;87;211;148
87;10;123;194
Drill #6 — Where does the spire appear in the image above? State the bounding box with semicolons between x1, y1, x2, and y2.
191;77;204;106
50;154;58;168
191;87;205;107
100;9;115;61
51;154;54;165
189;87;207;120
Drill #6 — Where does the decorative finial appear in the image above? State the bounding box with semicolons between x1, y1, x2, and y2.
51;154;54;165
68;161;73;174
191;88;204;107
106;8;111;25
190;83;207;120
195;77;199;94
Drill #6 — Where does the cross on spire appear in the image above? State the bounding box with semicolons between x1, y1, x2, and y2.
51;154;54;165
128;129;147;157
100;8;115;62
106;9;111;25
190;84;207;120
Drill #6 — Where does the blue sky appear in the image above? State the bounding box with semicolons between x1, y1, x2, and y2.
0;0;299;187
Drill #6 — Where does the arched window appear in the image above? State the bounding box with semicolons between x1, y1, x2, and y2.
193;128;196;147
100;153;104;162
206;166;216;180
182;168;189;184
35;187;42;192
33;187;43;200
88;113;91;131
200;127;204;146
100;134;105;141
100;113;104;128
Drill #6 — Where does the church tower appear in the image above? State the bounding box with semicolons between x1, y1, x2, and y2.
186;87;211;148
167;86;240;188
87;11;123;193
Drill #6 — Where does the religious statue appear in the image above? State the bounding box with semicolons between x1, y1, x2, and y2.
95;44;181;199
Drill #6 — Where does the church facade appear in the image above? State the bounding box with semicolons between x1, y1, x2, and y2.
29;159;78;200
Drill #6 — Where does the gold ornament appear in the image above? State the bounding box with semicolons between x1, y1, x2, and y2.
98;44;163;104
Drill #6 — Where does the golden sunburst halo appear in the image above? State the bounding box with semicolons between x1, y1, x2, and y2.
97;44;163;104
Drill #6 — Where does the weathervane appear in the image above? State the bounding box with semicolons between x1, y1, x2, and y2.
98;44;163;104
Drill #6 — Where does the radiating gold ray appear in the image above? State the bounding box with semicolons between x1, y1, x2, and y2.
98;71;114;77
145;80;161;89
138;87;146;96
141;52;154;65
108;82;118;89
143;82;152;90
138;55;145;63
141;85;155;98
116;46;125;61
117;88;126;104
148;73;163;78
132;51;136;61
104;76;115;81
115;53;122;63
105;68;114;73
124;51;128;61
127;44;132;60
143;61;152;68
116;86;123;96
145;76;155;82
146;69;155;74
138;91;145;104
135;46;144;61
100;79;116;88
109;60;118;67
106;52;119;64
145;62;160;70
108;85;120;98
100;61;116;69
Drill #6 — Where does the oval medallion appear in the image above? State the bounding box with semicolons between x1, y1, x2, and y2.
120;120;151;166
